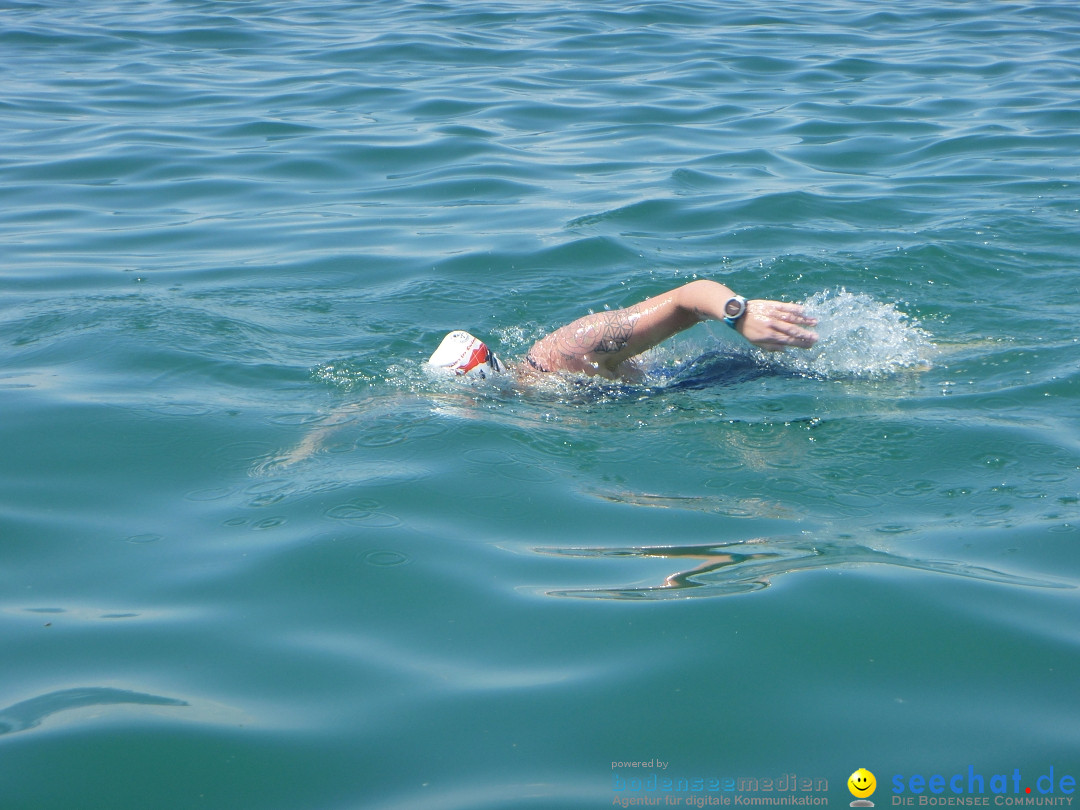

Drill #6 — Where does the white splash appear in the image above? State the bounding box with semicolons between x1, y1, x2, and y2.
772;289;936;379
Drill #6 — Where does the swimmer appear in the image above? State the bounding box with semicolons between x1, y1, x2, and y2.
428;279;819;380
276;280;818;467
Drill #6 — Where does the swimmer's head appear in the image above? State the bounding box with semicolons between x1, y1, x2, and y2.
427;331;504;379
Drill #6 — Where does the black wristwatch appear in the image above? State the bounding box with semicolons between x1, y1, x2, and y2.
723;295;747;328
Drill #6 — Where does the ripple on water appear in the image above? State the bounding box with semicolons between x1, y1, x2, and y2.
324;499;403;529
362;550;411;567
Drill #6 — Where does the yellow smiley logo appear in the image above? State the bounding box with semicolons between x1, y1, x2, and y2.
848;768;877;798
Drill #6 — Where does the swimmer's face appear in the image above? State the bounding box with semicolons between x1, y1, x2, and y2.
848;769;876;798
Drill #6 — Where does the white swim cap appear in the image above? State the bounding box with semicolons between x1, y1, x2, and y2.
427;331;504;378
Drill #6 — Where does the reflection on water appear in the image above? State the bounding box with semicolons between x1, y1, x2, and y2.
586;488;799;521
538;536;1071;600
0;687;188;736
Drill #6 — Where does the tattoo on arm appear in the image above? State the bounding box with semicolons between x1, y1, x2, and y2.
595;310;636;353
555;310;637;361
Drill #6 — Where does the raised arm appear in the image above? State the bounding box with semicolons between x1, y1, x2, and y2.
525;279;818;379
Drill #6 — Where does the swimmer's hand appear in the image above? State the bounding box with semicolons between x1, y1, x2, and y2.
736;300;818;352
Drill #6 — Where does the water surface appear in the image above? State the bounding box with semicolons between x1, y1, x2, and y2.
2;1;1079;808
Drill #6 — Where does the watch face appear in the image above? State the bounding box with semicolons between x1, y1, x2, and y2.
724;297;745;318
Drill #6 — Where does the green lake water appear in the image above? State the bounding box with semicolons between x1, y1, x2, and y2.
1;1;1078;808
